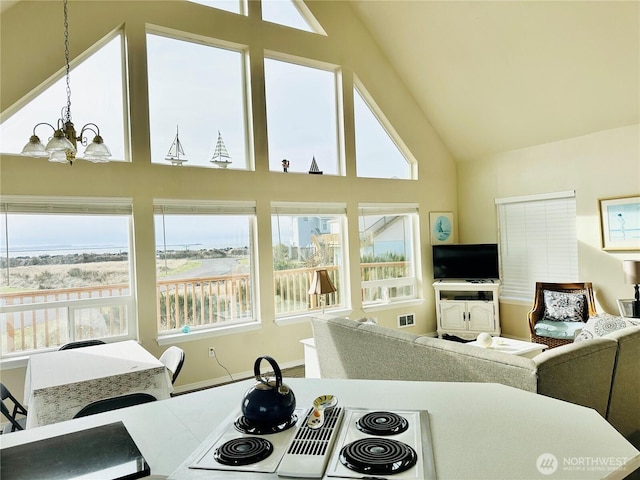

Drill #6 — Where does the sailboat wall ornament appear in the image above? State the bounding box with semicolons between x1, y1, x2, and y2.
210;131;232;168
308;156;322;175
165;126;188;166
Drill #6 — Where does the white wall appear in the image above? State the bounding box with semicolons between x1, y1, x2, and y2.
458;124;640;338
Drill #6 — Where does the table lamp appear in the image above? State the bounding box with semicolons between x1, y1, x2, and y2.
623;260;640;318
309;269;337;314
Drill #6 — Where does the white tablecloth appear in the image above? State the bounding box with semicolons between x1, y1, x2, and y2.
24;340;173;428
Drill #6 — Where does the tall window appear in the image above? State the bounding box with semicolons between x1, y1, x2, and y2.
264;58;339;174
271;203;346;317
354;84;412;180
154;201;257;334
496;191;578;301
0;197;134;356
147;33;250;169
359;204;419;305
0;34;127;160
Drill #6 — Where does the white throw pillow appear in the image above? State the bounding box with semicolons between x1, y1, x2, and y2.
574;313;640;342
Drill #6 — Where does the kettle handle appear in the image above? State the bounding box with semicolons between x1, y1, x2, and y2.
253;355;282;389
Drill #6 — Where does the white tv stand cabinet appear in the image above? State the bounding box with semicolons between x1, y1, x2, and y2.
433;279;501;339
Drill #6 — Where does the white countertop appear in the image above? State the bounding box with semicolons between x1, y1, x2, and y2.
2;378;639;480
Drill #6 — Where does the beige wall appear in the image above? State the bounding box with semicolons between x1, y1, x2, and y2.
0;1;457;399
458;124;640;338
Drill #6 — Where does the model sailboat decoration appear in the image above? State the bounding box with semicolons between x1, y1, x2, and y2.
308;156;322;174
165;126;188;166
210;131;232;169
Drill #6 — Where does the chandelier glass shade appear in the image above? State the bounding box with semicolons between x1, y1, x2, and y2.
20;0;111;165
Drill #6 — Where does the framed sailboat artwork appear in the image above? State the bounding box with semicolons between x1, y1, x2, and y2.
430;212;454;245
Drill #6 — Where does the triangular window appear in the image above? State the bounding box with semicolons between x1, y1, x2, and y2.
187;0;242;15
0;34;126;161
354;84;413;180
262;0;325;35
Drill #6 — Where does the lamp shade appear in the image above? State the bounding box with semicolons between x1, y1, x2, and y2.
308;269;337;295
623;260;640;284
45;130;76;153
21;135;49;157
82;135;112;163
48;150;70;163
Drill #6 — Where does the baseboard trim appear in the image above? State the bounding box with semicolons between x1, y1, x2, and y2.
172;358;305;395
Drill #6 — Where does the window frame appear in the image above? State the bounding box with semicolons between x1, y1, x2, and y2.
353;77;417;180
358;203;421;309
146;28;253;171
153;199;260;343
0;196;137;364
271;201;350;323
263;52;343;175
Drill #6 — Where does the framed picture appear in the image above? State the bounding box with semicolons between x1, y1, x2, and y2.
598;195;640;251
430;212;454;245
617;299;635;318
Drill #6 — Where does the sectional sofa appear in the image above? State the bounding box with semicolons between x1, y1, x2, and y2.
310;316;640;443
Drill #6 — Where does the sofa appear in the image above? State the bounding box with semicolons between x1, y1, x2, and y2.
310;316;640;442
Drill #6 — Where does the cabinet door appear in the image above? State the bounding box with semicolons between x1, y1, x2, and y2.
440;302;467;330
468;302;495;331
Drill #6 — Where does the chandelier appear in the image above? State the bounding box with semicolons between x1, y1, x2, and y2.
21;0;111;165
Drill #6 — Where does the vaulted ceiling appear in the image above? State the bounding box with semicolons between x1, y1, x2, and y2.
347;0;639;161
2;1;638;163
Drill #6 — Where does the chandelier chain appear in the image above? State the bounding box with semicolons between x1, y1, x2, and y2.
63;0;72;122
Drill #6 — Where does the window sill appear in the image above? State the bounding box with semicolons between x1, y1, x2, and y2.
156;321;262;346
363;298;424;313
274;308;353;326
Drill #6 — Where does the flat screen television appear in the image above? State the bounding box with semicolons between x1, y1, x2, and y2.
432;244;499;280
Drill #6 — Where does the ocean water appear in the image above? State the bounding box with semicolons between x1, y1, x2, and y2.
2;242;242;259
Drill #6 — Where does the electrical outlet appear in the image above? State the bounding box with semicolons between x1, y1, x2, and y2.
398;313;415;328
208;347;216;358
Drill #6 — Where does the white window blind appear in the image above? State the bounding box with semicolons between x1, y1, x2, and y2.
153;199;255;215
1;196;132;214
271;202;346;215
496;191;578;301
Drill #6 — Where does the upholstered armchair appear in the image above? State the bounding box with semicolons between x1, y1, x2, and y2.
528;282;597;348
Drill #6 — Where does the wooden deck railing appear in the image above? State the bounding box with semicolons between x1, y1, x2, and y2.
1;262;408;353
0;285;130;353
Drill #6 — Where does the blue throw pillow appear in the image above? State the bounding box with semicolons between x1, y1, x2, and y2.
534;319;585;339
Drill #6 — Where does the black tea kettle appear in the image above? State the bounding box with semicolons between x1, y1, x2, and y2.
241;355;296;426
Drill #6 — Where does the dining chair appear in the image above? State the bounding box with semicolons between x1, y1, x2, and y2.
159;346;185;384
58;339;106;350
1;383;28;433
73;393;157;418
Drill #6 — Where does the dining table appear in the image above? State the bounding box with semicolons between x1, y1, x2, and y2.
23;340;173;429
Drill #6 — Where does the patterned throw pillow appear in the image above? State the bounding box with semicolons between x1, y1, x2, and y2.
574;313;640;342
542;290;587;322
